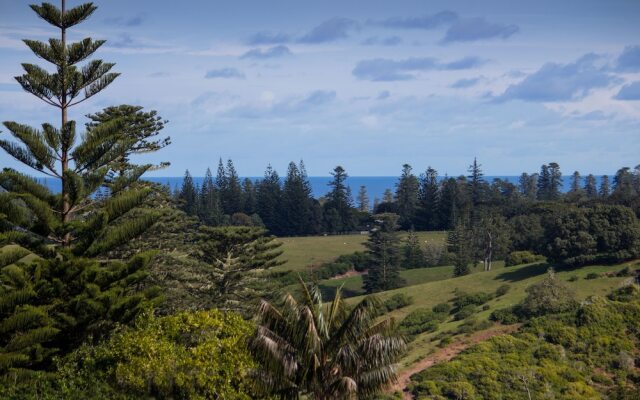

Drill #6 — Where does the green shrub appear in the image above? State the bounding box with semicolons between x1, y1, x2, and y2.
453;291;492;310
608;285;640;302
457;317;493;334
432;302;452;314
58;309;255;399
520;269;577;317
490;307;520;324
384;293;414;312
568;275;579;282
400;309;443;337
505;251;545;266
454;305;476;321
495;284;511;297
585;272;600;280
615;266;633;277
482;304;490;311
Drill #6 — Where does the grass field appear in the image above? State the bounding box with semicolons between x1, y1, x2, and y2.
275;231;446;272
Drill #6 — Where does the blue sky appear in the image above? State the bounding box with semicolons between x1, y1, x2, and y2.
1;0;639;177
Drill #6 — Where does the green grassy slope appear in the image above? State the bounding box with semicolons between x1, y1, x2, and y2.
275;231;445;272
349;261;637;370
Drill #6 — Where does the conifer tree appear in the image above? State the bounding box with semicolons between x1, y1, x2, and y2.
325;166;354;232
179;169;198;216
0;1;163;377
282;161;312;235
416;167;439;230
584;174;598;198
241;178;257;215
449;222;472;276
199;168;223;225
197;226;284;315
395;164;420;229
438;177;458;230
403;229;424;269
548;162;563;200
599;175;610;198
537;164;550;200
363;213;404;293
383;188;394;204
357;185;370;213
256;165;282;235
0;0;167;255
224;159;243;215
467;157;486;206
518;172;537;200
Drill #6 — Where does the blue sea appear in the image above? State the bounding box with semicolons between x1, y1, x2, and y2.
36;175;608;206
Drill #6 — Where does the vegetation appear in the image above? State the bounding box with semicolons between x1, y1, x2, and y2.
409;284;640;399
250;281;406;399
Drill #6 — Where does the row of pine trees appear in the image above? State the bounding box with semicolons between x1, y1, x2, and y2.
176;158;640;236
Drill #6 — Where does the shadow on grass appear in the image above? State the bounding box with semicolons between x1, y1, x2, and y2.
495;262;549;282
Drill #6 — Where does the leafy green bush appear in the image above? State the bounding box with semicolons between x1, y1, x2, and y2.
399;308;444;337
454;305;476;321
568;275;579;282
383;293;414;312
60;309;255;399
520;269;577;317
432;302;452;314
607;284;640;302
585;272;600;280
495;284;511;297
490;307;521;324
505;250;545;266
456;317;493;334
336;251;369;272
453;291;492;310
615;266;633;277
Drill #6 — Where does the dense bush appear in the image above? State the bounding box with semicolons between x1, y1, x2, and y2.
383;293;414;312
62;310;254;399
454;305;477;321
495;284;511;297
399;308;446;337
585;272;600;280
453;291;493;310
520;269;577;317
608;284;640;302
432;302;452;314
456;317;493;334
490;307;521;324
504;250;545;266
336;251;369;272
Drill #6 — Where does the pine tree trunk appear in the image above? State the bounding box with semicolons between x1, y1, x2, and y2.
60;0;71;247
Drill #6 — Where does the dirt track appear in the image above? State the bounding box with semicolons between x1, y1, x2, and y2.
390;324;520;399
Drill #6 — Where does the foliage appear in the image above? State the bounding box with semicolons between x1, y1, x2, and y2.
411;291;640;399
55;309;255;399
495;284;511;297
520;268;578;317
399;308;446;338
383;293;414;312
504;250;545;266
250;280;406;399
363;213;405;293
452;291;493;310
402;229;425;268
196;225;284;315
489;307;521;324
432;302;452;314
0;1;167;255
0;252;160;380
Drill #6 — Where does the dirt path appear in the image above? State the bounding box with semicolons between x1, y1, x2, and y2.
390;324;520;399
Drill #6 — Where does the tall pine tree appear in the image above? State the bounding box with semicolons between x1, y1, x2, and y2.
395;163;419;230
0;0;163;378
416;166;439;230
363;213;404;293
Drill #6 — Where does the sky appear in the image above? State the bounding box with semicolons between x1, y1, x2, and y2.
0;0;639;177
